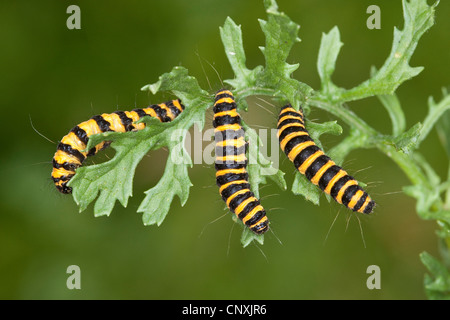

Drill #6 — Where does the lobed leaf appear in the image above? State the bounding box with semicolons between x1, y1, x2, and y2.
418;90;450;149
257;2;313;109
420;251;450;300
340;0;438;102
317;26;343;96
241;227;264;248
138;146;192;226
220;17;262;91
305;120;343;150
392;122;422;154
70;66;211;226
292;172;321;206
69;119;169;216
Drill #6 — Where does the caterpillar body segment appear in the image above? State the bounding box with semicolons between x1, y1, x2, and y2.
213;90;269;235
52;99;185;194
277;104;375;214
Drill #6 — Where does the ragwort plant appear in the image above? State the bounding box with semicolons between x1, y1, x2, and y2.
65;0;450;298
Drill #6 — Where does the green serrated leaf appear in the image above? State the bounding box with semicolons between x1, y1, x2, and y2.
402;180;450;225
226;214;265;248
258;13;299;77
306;120;343;150
70;66;211;227
237;98;249;113
317;26;343;95
417;90;450;150
393;122;422;154
263;0;279;13
220;17;261;91
241;227;264;248
138;147;192;226
292;171;321;206
220;0;313;109
420;251;450;300
142;66;210;107
340;0;437;102
257;3;313;108
142;66;208;96
69;123;163;216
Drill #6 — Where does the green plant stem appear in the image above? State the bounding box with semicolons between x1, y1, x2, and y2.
377;143;430;187
310;94;377;135
339;81;389;102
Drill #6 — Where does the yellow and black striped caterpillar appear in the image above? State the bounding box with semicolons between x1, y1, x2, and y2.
277;104;375;214
52;99;185;194
213;89;269;234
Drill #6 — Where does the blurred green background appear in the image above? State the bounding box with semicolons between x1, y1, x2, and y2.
1;0;449;300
